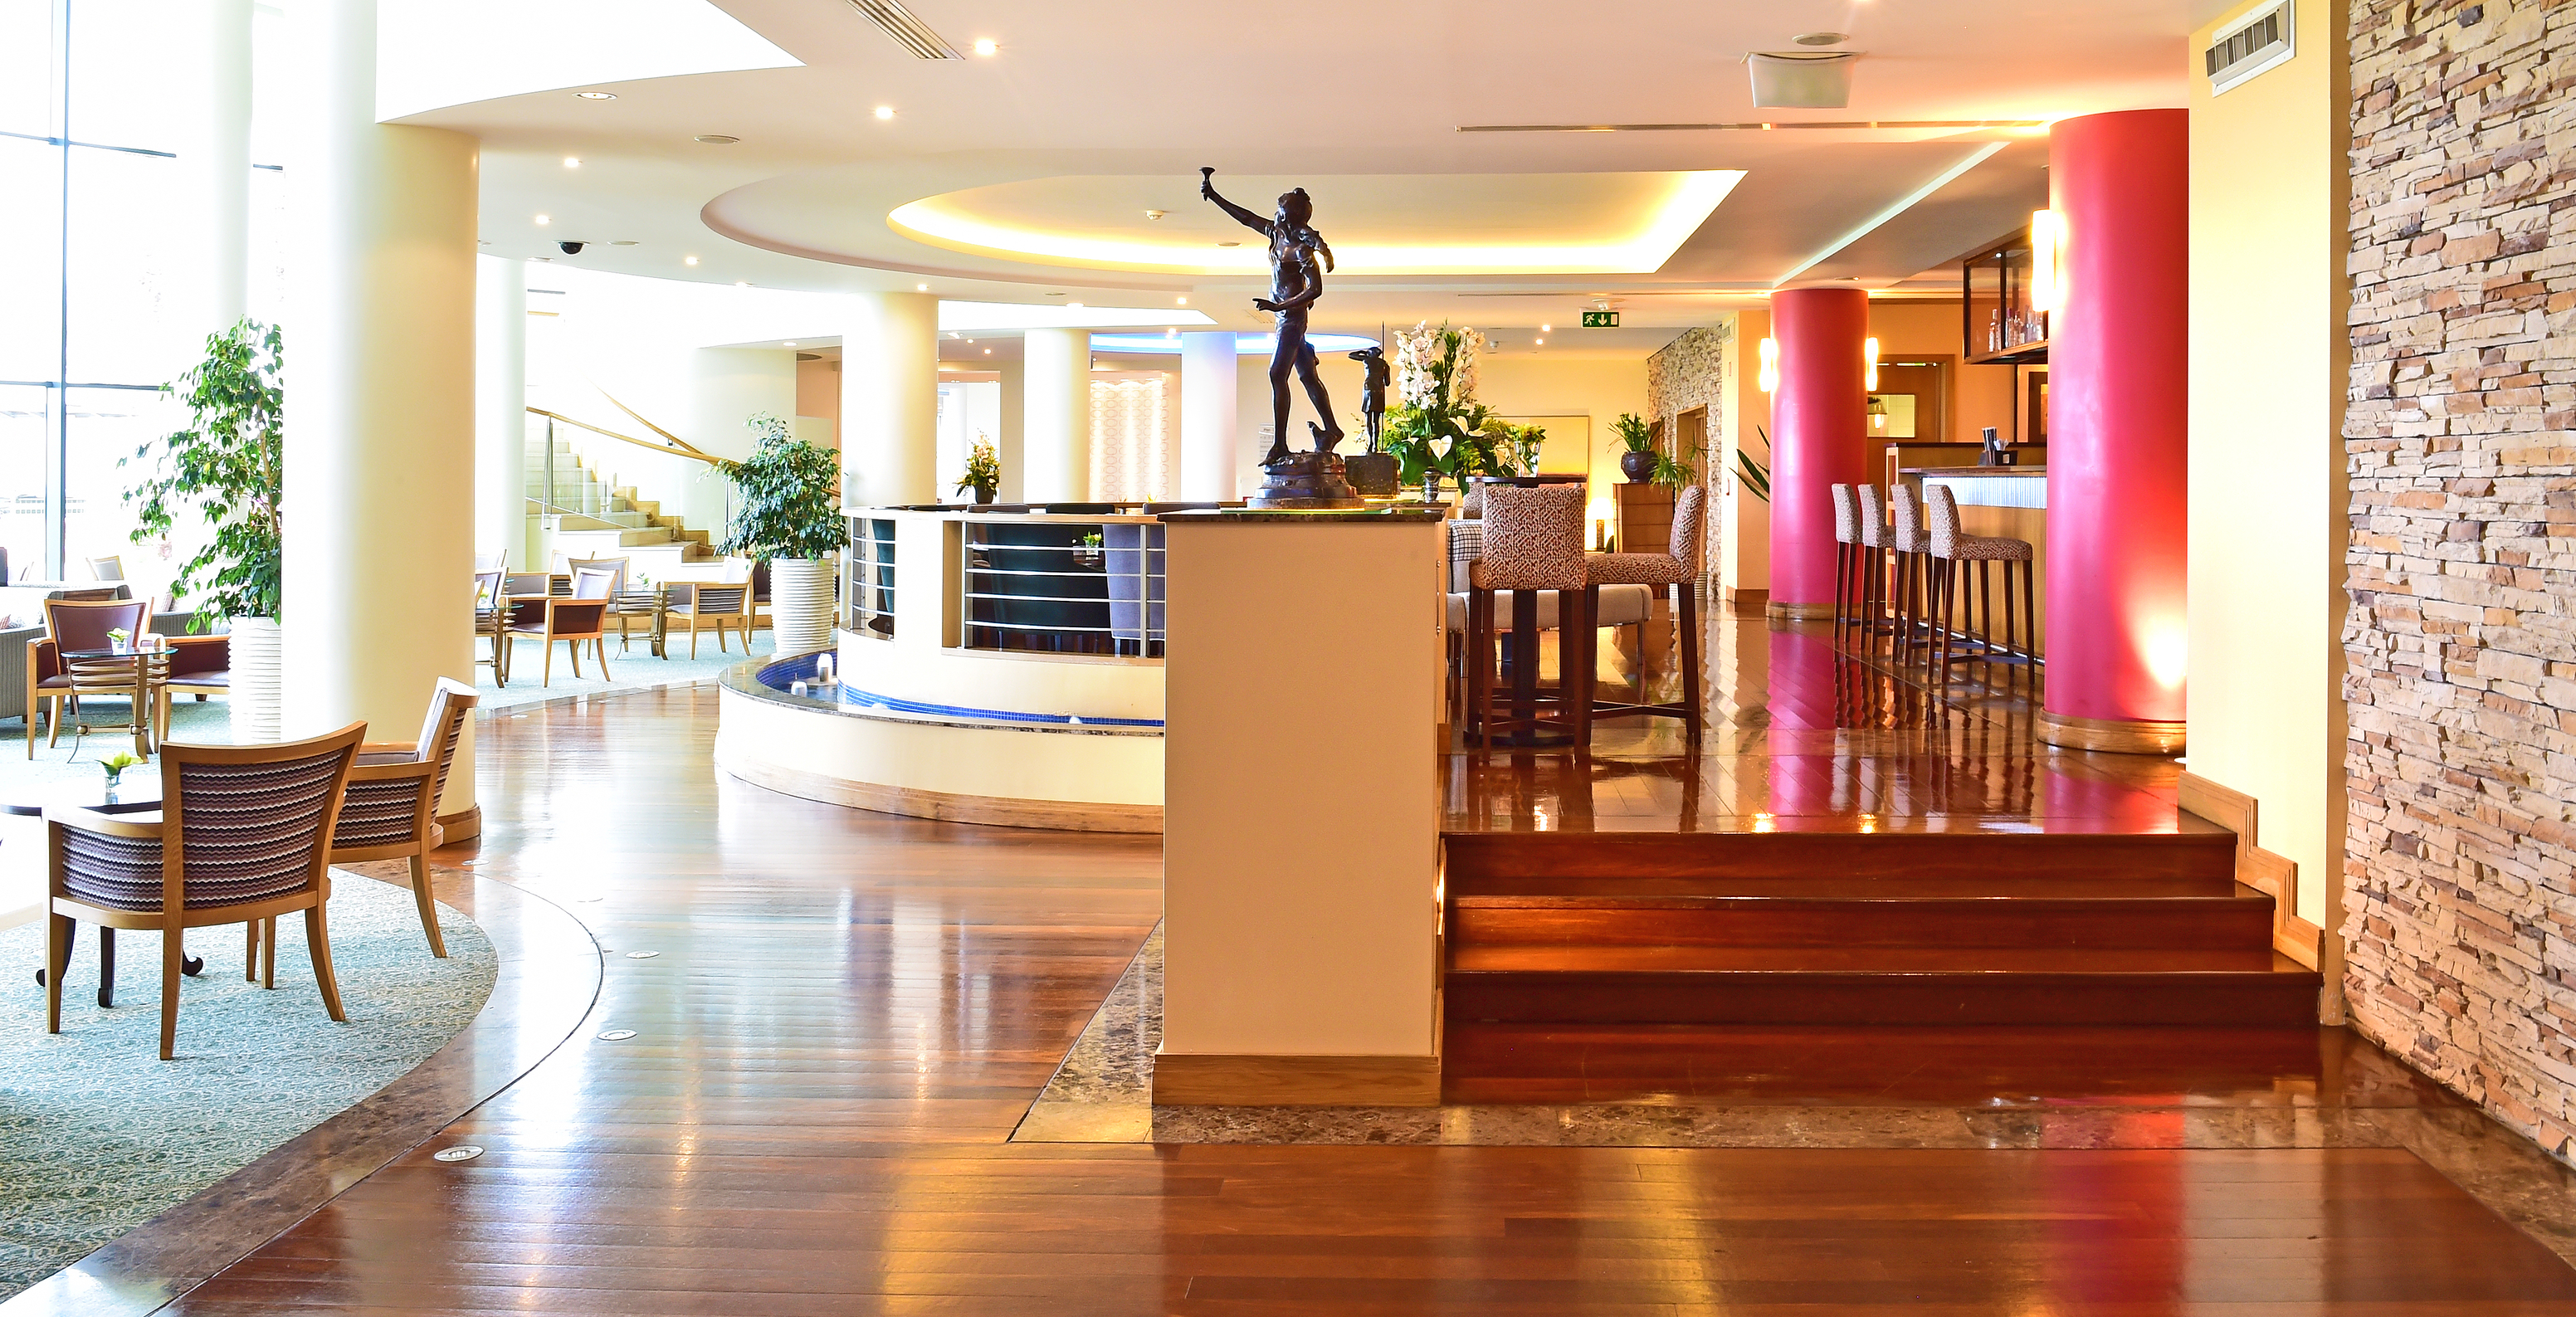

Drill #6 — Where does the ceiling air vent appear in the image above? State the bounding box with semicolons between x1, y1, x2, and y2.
1746;51;1856;109
2205;0;2294;95
843;0;960;59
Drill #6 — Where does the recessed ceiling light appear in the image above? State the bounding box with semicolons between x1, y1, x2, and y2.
1793;31;1849;46
684;256;698;266
917;283;929;291
1144;209;1165;221
1540;323;1552;332
534;214;550;225
693;134;739;144
735;280;749;287
966;338;974;343
563;156;580;168
575;90;616;100
874;105;895;120
1177;296;1188;305
783;341;798;347
1535;338;1545;345
972;37;998;56
983;348;991;354
611;240;638;246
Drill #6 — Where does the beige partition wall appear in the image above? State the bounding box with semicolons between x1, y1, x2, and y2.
1156;512;1448;1106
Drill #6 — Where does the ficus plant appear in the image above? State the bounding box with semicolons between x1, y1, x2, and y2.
715;412;851;561
124;319;285;632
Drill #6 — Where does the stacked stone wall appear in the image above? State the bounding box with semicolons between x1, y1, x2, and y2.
2345;0;2576;1160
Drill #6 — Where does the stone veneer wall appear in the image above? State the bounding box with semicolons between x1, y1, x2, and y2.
2344;0;2576;1161
1645;324;1730;576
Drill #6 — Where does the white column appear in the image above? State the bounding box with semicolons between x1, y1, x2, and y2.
996;359;1026;503
842;291;939;508
1022;327;1091;502
1178;331;1237;502
474;256;527;571
176;0;251;348
283;0;480;816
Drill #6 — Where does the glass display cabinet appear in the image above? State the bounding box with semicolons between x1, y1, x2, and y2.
1962;229;2049;366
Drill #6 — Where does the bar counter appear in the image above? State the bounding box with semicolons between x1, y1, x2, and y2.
1900;466;2047;657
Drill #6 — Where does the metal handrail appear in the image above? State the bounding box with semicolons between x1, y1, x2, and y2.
525;407;723;466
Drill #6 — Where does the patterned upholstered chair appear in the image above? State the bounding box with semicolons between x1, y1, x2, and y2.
1853;484;1896;653
1583;483;1706;732
1832;484;1861;641
287;678;476;967
45;721;367;1059
666;583;755;659
1925;485;2037;690
1466;481;1593;749
1886;485;1935;665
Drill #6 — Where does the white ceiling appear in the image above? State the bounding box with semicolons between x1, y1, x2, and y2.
402;0;2193;346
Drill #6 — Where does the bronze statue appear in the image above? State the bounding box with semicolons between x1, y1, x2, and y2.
1350;345;1389;451
1202;168;1341;465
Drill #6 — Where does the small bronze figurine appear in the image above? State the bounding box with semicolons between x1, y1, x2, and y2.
1202;168;1341;465
1351;345;1389;451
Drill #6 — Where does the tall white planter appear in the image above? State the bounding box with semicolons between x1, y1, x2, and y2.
769;559;835;656
227;616;283;744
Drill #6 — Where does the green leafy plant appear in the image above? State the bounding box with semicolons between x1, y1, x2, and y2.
1651;451;1697;491
98;751;142;776
715;413;850;561
957;433;1001;500
1612;412;1655;454
1380;322;1505;483
1735;425;1773;502
124;319;285;632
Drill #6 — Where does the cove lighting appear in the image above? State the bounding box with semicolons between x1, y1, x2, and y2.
888;170;1744;276
2029;209;2064;315
1088;332;1378;356
1758;337;1778;393
1864;337;1880;391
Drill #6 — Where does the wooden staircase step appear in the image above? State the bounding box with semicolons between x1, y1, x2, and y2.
1448;893;2277;949
1443;955;2320;1027
1449;944;2291;974
1442;828;2238;890
1447;870;2241;900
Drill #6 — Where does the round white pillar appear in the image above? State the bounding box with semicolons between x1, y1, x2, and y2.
1023;327;1091;503
177;0;251;348
996;358;1027;502
474;256;528;571
842;291;939;508
283;0;480;818
1178;331;1238;501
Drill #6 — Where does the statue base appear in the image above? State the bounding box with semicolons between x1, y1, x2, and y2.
1247;451;1365;510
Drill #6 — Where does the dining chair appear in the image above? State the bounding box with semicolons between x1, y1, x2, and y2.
1583;483;1706;733
45;721;367;1059
473;570;510;686
506;567;615;685
665;583;753;658
154;631;231;743
26;597;153;758
472;550;508;573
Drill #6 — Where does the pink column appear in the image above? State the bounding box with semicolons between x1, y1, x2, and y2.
1765;286;1870;619
2041;110;2189;754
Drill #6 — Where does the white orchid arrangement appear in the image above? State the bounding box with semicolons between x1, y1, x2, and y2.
1380;321;1502;481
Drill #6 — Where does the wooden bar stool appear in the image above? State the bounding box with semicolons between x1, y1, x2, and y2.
1585;483;1705;735
1925;485;2037;692
1467;482;1593;749
1887;484;1934;668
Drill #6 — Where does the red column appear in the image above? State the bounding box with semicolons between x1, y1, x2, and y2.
2041;110;2189;754
1765;286;1870;618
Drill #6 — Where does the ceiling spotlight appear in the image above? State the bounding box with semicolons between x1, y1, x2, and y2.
1145;209;1165;221
874;105;895;120
1540;323;1552;332
1793;31;1850;45
693;134;739;144
1535;338;1545;345
783;341;798;347
983;348;992;354
534;214;551;225
973;37;998;56
575;90;617;100
564;157;582;168
684;256;699;266
1177;296;1188;305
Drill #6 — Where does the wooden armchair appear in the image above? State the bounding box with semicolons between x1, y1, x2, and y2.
474;570;510;686
154;632;230;741
266;678;476;966
25;597;152;758
666;583;753;658
46;722;366;1058
505;566;614;685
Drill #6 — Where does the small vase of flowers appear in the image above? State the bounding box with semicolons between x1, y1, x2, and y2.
99;750;143;799
958;435;1001;505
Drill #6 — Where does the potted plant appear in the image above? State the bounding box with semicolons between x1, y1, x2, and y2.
1613;412;1657;483
958;434;1001;505
715;412;849;656
124;319;285;743
1382;321;1501;500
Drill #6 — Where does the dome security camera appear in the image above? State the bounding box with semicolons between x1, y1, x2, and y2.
558;240;586;255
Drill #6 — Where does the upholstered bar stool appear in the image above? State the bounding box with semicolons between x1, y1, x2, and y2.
1886;484;1935;666
1831;484;1861;643
1586;483;1705;734
1925;485;2037;690
1853;485;1895;654
1467;482;1593;748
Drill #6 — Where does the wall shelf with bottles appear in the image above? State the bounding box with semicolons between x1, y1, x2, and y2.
1962;227;2049;366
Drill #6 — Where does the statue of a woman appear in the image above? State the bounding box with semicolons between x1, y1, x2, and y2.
1201;168;1342;465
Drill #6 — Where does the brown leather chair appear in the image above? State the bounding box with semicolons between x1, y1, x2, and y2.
154;632;230;742
46;722;367;1058
26;597;153;758
507;566;614;685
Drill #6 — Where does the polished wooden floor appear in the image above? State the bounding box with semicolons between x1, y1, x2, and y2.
136;662;2576;1313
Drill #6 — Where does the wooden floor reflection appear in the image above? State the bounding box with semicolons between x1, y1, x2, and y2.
1446;600;2175;834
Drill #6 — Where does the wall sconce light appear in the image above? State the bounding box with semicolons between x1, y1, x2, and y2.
1863;336;1880;392
1758;337;1778;393
2029;208;2063;316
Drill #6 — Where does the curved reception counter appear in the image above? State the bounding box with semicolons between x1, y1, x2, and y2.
712;505;1181;832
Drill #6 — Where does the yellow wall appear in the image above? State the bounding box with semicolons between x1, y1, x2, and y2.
1865;300;2020;447
1720;310;1771;595
2186;0;2348;929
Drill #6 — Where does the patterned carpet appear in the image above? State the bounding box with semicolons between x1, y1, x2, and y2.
0;876;497;1300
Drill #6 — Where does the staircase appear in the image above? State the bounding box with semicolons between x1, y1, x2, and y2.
1442;828;2320;1040
527;437;715;565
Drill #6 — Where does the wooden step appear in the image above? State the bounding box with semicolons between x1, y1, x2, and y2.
1448;892;2277;949
1444;828;2240;898
1443;953;2321;1027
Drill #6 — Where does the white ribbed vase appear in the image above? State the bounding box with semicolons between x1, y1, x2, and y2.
768;559;836;656
227;617;283;744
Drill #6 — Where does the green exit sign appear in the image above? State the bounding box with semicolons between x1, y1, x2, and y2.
1581;310;1619;328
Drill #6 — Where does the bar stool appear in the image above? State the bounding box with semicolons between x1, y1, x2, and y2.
1925;485;2037;690
1852;485;1895;655
1468;481;1593;748
1886;484;1934;666
1585;483;1705;734
1832;484;1861;643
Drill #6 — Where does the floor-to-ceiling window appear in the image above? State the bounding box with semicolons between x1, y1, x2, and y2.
0;0;275;591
